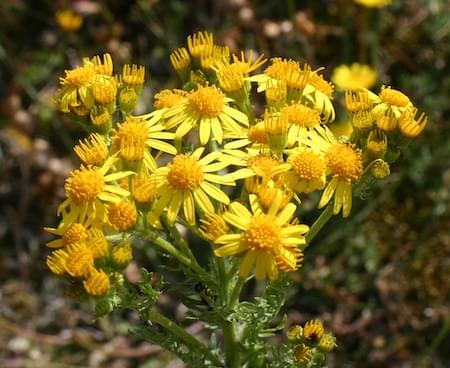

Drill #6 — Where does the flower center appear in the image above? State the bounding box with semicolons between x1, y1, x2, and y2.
63;223;88;245
188;86;225;118
167;155;204;191
281;103;320;128
92;75;117;104
154;89;186;109
326;143;363;181
65;167;104;204
290;151;326;180
108;201;137;231
65;243;94;278
243;215;282;250
114;118;149;161
74;133;108;166
380;86;410;107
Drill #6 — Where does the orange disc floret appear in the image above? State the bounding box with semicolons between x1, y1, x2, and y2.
326;143;363;182
243;215;282;251
132;172;157;204
281;103;321;128
113;117;149;162
83;269;110;296
65;166;104;205
257;185;292;211
167;155;204;191
290;151;326;180
62;223;88;246
65;243;94;278
108;201;137;231
188;86;225;118
247;154;281;178
247;122;268;144
92;75;117;104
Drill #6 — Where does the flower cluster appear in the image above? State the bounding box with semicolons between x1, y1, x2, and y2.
46;32;427;298
287;320;336;366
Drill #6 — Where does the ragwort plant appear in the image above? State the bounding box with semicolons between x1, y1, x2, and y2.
45;32;426;367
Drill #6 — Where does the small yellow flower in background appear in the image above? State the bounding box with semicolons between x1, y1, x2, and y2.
398;108;427;138
200;45;230;70
214;193;308;280
187;31;214;58
170;48;191;76
149;148;235;225
200;211;230;242
56;9;83;33
331;63;377;91
232;50;267;75
354;0;391;8
132;170;157;205
164;85;249;145
92;54;113;76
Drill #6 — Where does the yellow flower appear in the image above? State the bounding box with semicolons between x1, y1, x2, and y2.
91;75;117;104
58;58;95;113
122;64;145;86
91;53;113;76
164;85;248;145
65;242;94;278
187;31;214;58
318;333;337;352
47;249;69;275
170;47;191;74
214;193;308;280
112;116;177;170
45;222;88;249
83;269;110;296
112;239;133;266
56;9;83;33
153;89;187;110
200;45;230;70
331;63;377;91
200;211;230;242
108;200;137;231
285;148;327;193
232;50;267;75
149;148;235;225
318;143;363;217
58;155;134;225
221;150;290;185
303;320;325;343
354;0;391;8
73;133;109;166
264;109;288;153
293;344;313;365
214;62;246;93
223;120;268;151
372;86;414;126
280;102;322;146
398;108;427;138
132;170;157;204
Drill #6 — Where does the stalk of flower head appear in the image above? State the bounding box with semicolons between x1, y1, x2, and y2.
45;31;426;367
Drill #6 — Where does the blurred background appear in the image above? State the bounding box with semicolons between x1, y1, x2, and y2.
0;0;448;367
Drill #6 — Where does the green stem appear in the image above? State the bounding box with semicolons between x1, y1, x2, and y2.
151;235;213;285
146;309;222;366
222;320;240;368
305;204;334;246
229;277;245;309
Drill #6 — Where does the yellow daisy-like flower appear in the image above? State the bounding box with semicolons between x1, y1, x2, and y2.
83;269;110;296
122;64;145;86
108;200;137;231
91;53;113;76
47;248;69;275
164;85;249;145
293;344;313;365
331;63;377;91
58;58;95;113
112;116;177;170
232;50;267;75
58;155;134;225
214;193;308;280
214;61;246;93
91;74;117;104
372;85;414;122
280;102;323;146
73;133;109;166
200;45;230;70
170;47;191;74
149;148;235;225
132;170;157;204
187;31;214;58
112;239;133;266
44;222;88;249
223;120;268;151
303;320;325;342
64;242;95;278
285;148;327;193
318;143;363;217
200;210;230;242
354;0;391;8
397;108;427;138
56;9;83;33
221;150;290;185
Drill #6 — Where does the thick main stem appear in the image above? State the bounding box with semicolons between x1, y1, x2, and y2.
305;204;333;246
146;309;222;366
